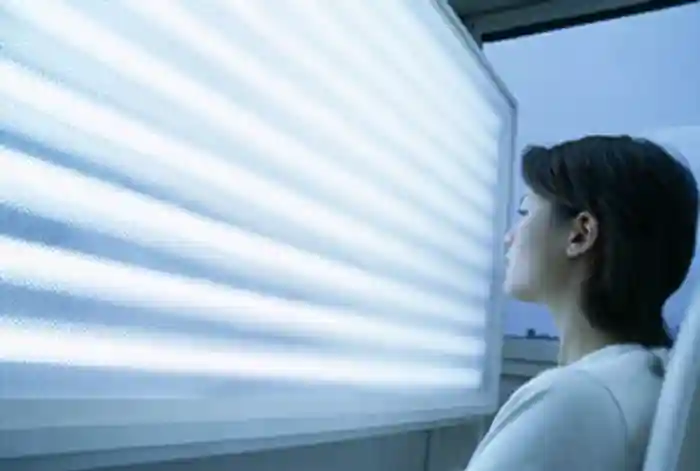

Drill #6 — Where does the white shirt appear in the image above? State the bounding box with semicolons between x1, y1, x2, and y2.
466;344;668;471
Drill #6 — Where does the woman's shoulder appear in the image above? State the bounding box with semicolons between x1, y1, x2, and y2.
499;364;623;425
503;345;665;424
477;345;665;470
471;367;629;470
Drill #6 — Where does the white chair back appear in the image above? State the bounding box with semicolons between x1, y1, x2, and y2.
643;283;700;471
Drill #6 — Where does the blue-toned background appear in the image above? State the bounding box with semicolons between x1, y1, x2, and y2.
486;2;700;337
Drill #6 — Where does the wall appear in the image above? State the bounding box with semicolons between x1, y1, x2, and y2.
96;431;431;471
69;421;484;471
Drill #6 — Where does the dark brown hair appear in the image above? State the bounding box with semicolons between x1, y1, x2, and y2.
522;135;698;348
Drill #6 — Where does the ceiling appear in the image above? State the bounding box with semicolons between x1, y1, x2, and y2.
449;0;698;42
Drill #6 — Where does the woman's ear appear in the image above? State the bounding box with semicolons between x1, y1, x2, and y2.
566;211;599;258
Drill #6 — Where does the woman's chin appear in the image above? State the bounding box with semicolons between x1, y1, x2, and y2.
503;276;537;302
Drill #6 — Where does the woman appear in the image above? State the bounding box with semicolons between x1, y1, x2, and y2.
466;135;698;471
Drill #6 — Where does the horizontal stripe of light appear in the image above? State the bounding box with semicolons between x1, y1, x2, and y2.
0;236;485;355
375;0;499;129
215;0;499;200
2;0;495;236
320;0;499;152
0;317;482;389
123;0;492;225
0;146;489;325
0;59;494;275
280;0;494;168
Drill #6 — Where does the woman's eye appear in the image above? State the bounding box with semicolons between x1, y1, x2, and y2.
517;208;529;217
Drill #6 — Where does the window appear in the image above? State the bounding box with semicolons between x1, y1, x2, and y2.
0;0;515;464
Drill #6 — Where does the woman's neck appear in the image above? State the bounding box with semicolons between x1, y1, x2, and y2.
557;323;615;365
549;301;618;366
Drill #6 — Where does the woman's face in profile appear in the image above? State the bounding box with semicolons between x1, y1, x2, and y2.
503;192;571;303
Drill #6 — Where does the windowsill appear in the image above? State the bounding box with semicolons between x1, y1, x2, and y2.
1;398;495;470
